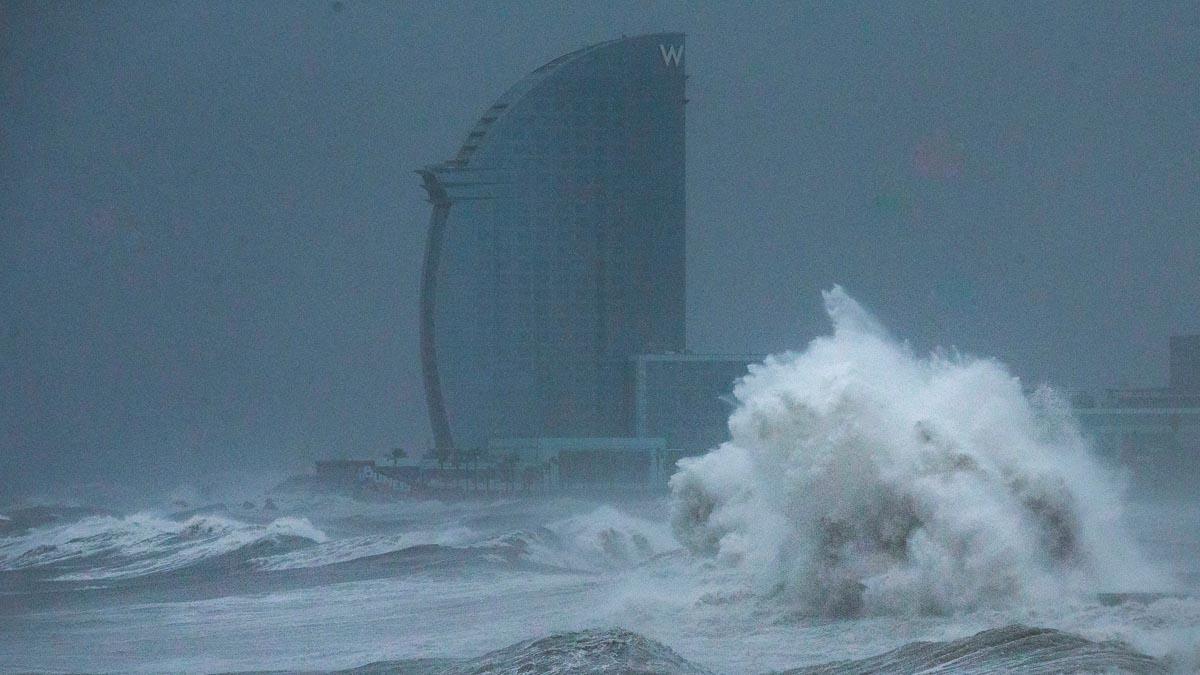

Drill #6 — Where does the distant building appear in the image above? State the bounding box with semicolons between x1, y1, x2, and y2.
1075;407;1200;492
1170;334;1200;393
630;353;762;465
1103;387;1200;409
1074;334;1200;493
1103;334;1200;408
314;459;376;488
487;437;668;489
375;465;421;484
417;34;687;452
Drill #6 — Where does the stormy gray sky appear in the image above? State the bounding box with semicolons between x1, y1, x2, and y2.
2;1;1198;498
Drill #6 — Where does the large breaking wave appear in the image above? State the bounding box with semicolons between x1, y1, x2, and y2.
670;286;1163;616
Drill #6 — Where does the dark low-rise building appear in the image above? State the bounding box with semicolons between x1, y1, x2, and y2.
631;353;762;464
487;437;668;490
1074;334;1200;494
1170;334;1200;393
314;459;376;488
375;465;421;484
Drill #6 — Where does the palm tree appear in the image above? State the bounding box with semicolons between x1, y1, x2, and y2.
389;447;406;466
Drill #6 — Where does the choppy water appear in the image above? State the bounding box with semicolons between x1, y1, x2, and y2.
3;290;1198;673
0;496;1197;673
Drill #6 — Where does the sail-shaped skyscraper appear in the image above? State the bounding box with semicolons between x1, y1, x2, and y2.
418;34;687;451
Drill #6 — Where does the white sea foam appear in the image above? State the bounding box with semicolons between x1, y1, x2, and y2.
0;512;326;580
522;505;678;572
670;286;1166;616
2;494;1196;673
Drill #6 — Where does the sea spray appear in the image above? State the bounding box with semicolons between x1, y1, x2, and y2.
670;286;1159;615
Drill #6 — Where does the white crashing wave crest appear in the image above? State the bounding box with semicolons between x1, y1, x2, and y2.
521;505;677;572
0;512;326;580
670;285;1164;616
451;505;678;575
254;505;674;573
249;526;479;571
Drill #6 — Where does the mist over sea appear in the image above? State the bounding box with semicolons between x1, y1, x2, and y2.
2;290;1198;674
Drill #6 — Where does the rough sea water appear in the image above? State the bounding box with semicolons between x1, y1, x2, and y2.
2;289;1198;674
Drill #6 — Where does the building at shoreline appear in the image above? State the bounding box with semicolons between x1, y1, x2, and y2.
487;437;669;490
1074;334;1200;492
631;353;763;461
417;34;688;454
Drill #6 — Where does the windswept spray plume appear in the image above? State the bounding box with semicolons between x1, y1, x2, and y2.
670;286;1161;616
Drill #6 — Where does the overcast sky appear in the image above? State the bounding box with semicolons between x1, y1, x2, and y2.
2;1;1198;497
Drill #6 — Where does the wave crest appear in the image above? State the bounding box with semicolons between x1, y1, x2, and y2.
0;511;326;580
670;286;1160;615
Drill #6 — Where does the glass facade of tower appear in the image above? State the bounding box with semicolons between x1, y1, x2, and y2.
418;34;687;451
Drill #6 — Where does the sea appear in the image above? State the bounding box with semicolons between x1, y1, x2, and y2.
2;289;1198;673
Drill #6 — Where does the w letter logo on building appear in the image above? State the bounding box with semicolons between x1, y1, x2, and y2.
659;44;683;67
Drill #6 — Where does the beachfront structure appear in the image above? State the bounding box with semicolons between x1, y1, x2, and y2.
487;436;669;489
1076;407;1200;492
1074;334;1200;493
631;353;763;463
417;34;687;451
